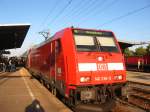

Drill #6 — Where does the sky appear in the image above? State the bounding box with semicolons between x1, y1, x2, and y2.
0;0;150;56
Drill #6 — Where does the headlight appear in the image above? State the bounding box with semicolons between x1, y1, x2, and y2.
80;76;91;83
114;75;123;80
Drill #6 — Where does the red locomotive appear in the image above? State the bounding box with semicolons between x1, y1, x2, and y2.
125;55;150;71
27;27;126;106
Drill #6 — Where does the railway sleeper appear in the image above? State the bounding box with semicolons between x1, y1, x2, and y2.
129;85;150;94
128;81;150;93
130;91;150;100
128;94;150;110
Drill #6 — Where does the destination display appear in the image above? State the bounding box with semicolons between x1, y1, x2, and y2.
73;29;113;36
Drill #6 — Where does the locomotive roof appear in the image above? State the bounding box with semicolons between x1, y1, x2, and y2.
31;27;140;51
31;27;114;49
0;24;30;50
31;35;53;49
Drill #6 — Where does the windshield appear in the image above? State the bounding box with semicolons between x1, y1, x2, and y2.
74;35;97;51
96;36;118;52
74;31;119;52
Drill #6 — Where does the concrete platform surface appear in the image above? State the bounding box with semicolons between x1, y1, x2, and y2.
127;71;150;85
0;68;71;112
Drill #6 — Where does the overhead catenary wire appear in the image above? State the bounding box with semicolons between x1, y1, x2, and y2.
96;3;150;28
40;0;116;31
58;0;99;28
60;0;117;28
58;0;88;27
38;0;60;30
71;0;97;19
48;0;73;26
76;0;108;25
38;0;150;35
79;0;118;26
76;0;107;26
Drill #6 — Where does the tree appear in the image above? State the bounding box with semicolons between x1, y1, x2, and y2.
124;48;134;56
135;46;147;56
146;44;150;54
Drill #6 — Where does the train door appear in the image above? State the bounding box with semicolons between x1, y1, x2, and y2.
55;39;65;96
50;40;56;95
50;41;56;83
50;39;63;95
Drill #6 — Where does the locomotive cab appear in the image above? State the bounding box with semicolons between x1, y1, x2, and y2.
63;28;126;105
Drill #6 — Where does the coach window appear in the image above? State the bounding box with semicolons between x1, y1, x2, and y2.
56;39;61;54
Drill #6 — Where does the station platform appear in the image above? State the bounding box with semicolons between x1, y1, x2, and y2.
127;71;150;85
0;68;71;112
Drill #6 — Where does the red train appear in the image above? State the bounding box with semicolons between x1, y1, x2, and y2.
125;55;150;71
27;27;126;106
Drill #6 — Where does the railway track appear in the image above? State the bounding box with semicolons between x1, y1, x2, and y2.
114;98;146;112
121;81;150;111
34;73;150;112
71;98;147;112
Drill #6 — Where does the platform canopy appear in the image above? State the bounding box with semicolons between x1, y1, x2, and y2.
118;40;141;52
0;24;30;50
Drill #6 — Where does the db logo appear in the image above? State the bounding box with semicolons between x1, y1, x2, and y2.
97;63;108;71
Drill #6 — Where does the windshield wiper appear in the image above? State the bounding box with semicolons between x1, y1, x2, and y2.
95;37;103;52
96;37;109;52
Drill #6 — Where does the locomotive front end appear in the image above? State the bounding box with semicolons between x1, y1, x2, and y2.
70;28;126;104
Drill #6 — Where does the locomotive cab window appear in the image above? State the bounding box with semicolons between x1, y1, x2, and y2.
73;30;119;52
96;36;119;52
74;35;97;51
